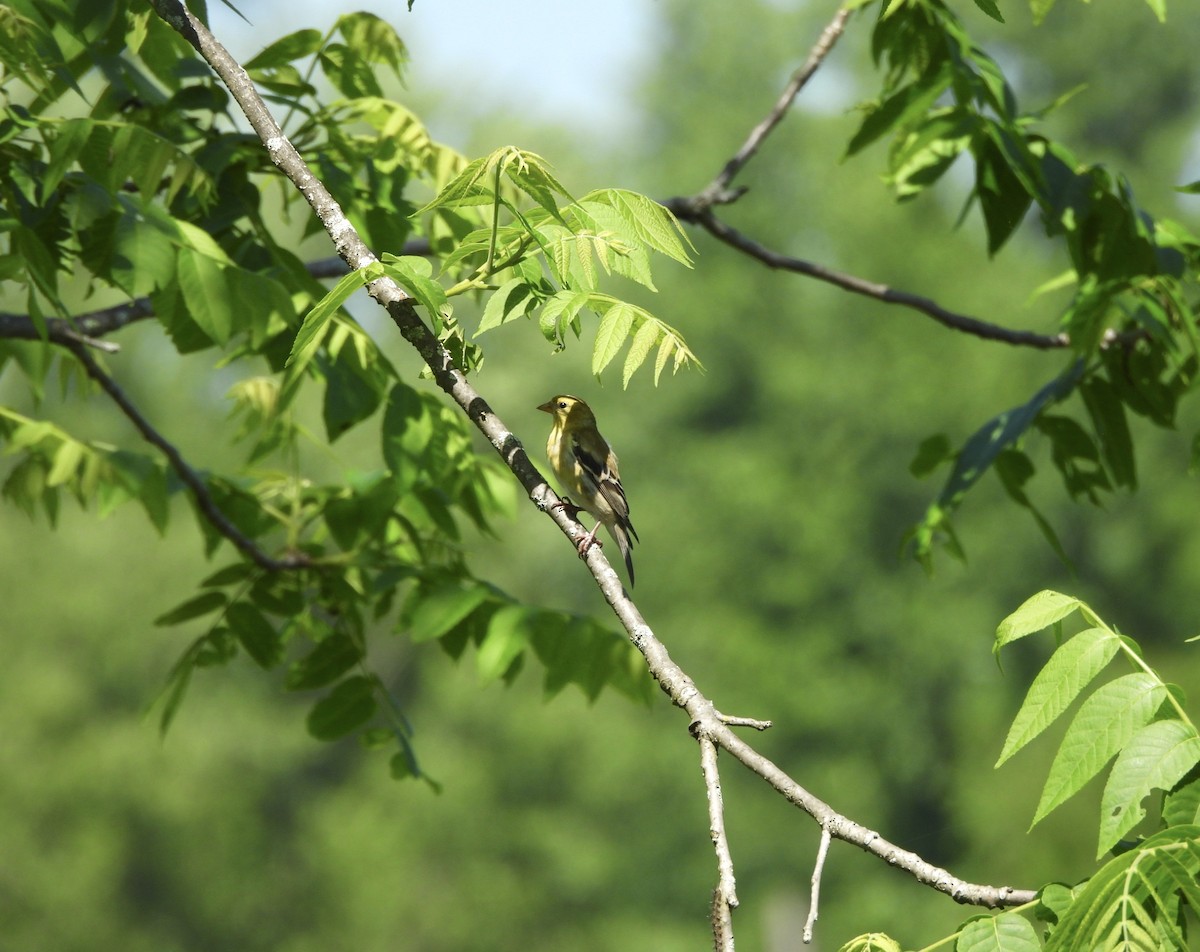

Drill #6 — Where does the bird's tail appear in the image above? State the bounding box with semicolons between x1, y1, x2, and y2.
608;522;636;588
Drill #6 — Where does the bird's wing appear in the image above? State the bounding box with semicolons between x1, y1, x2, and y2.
572;434;638;541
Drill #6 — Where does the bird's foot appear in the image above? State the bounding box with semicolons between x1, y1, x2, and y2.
550;496;584;520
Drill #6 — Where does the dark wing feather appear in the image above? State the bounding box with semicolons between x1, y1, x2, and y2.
571;434;638;541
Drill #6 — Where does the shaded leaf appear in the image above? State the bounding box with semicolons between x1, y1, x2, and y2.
307;675;378;740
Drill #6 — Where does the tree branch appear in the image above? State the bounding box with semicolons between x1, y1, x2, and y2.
696;732;738;950
151;0;1039;930
697;7;852;209
664;6;1076;353
63;341;307;572
667;205;1073;350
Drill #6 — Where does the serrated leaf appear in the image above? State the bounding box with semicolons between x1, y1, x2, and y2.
306;675;377;740
1031;673;1166;827
998;627;1121;765
1098;719;1200;856
592;302;634;376
622;319;660;388
581;188;693;266
995;590;1082;649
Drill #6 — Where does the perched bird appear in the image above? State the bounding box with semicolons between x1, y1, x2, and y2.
537;394;639;586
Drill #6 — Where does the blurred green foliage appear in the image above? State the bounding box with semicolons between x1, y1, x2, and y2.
2;0;1200;949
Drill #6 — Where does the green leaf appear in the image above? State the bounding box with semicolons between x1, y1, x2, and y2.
1031;673;1166;827
379;254;448;325
836;933;902;952
997;627;1122;765
1029;0;1057;25
153;591;228;626
1161;775;1200;827
622;319;660;388
226;602;283;669
592;302;635;376
1046;828;1200;951
995;590;1082;649
243;28;322;69
956;912;1039;952
381;381;432;492
286;634;364;691
1098;719;1200;856
306;675;378;740
405;581;491;644
846;61;954;158
580;189;693;266
1080;376;1136;490
894;432;944;482
46;439;84;486
975;131;1033;255
937;360;1084;515
476;604;530;684
477;277;536;335
176;247;234;344
287;264;379;371
971;0;1004;22
335;11;408;77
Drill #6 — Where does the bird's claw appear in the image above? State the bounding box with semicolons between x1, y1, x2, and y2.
551;496;584;520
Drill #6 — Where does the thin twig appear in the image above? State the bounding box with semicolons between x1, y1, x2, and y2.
804;827;832;943
717;712;772;730
699;7;852;208
697;732;738;950
151;0;1041;929
64;341;307;572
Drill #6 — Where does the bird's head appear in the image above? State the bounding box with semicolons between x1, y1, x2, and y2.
537;394;595;426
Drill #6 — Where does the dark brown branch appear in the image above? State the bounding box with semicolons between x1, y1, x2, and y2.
64;341;308;572
0;299;153;349
668;205;1072;350
151;0;1039;919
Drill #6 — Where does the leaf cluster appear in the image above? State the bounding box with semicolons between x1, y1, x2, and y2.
848;0;1200;568
0;0;680;770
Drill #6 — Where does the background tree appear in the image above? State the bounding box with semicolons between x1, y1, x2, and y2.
1;0;1199;950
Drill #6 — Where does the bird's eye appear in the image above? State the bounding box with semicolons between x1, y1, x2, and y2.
557;400;567;409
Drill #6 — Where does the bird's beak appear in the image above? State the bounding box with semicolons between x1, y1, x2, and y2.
536;401;554;414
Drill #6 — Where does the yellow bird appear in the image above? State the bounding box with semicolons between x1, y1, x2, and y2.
537;394;639;586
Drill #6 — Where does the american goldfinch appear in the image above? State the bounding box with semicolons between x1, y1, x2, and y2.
537;394;639;586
